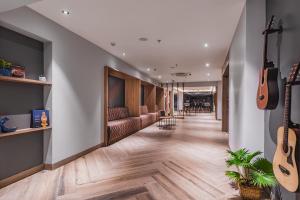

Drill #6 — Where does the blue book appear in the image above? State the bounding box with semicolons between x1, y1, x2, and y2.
31;110;50;128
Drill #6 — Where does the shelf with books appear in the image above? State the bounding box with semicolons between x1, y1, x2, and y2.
0;75;51;86
0;127;52;139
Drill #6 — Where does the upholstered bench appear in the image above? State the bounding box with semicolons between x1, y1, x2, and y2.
107;107;140;144
140;105;157;128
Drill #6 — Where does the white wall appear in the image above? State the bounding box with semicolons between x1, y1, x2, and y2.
0;7;154;164
228;0;265;152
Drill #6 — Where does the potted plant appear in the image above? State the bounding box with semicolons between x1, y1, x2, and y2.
0;59;12;76
225;148;277;200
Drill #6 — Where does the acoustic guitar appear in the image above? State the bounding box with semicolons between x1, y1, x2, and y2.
256;16;282;110
273;63;300;192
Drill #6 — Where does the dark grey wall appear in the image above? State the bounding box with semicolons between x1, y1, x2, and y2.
0;26;44;179
108;76;125;108
141;85;145;106
265;0;300;199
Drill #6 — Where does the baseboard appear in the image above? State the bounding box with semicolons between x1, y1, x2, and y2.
0;164;44;189
44;143;104;170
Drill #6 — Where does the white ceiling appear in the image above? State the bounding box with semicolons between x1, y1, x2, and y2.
0;0;41;13
28;0;245;82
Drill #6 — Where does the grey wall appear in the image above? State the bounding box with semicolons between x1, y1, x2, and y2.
108;76;125;108
265;0;300;199
228;0;265;152
0;26;44;179
0;7;154;164
141;85;145;106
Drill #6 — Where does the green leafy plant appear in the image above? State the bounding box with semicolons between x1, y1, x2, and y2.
0;59;12;69
225;148;277;188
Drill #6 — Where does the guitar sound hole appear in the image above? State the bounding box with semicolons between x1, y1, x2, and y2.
259;95;265;100
279;165;290;176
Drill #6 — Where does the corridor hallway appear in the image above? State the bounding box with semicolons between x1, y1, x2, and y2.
0;114;238;200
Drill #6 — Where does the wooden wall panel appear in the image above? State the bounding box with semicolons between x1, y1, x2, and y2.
125;78;141;117
156;87;164;110
222;66;229;132
104;66;109;145
144;84;156;112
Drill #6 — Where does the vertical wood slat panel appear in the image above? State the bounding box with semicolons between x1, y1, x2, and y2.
125;78;141;117
144;85;156;113
156;87;164;111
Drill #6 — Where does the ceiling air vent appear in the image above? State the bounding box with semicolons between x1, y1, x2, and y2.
171;72;192;77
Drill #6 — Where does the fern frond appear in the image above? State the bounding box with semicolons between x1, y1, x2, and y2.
250;171;277;188
245;151;262;163
252;158;273;174
225;171;241;182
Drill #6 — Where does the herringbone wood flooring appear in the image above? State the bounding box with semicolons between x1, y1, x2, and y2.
0;114;240;200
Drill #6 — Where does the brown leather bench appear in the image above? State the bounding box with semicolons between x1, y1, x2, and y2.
107;107;140;144
140;105;157;128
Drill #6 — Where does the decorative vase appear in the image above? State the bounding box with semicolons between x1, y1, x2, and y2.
0;68;11;76
239;184;262;200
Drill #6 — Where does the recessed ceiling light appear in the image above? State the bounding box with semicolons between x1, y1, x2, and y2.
122;52;126;56
204;43;209;48
62;10;70;15
158;75;162;79
139;37;148;41
207;73;210;76
147;68;151;71
205;63;210;67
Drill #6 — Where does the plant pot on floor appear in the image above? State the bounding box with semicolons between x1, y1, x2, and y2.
0;68;11;76
239;184;262;200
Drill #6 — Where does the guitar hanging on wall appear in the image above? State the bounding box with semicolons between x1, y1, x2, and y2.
273;63;300;192
256;16;282;110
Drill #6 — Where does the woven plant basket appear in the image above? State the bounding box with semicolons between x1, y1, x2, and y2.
239;184;262;200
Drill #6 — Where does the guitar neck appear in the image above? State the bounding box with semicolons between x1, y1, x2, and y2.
263;33;269;68
283;84;292;150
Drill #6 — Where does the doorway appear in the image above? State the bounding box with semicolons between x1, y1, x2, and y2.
222;65;229;132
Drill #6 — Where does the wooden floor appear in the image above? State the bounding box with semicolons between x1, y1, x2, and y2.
0;113;240;200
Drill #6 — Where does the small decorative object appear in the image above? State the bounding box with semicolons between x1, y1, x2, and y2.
41;112;48;128
11;65;25;78
225;148;277;200
0;59;12;76
0;117;17;133
32;110;50;128
39;75;47;82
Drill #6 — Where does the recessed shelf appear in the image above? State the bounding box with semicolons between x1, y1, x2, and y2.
0;127;52;139
0;76;52;86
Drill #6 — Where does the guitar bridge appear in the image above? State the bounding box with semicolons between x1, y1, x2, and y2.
279;165;290;176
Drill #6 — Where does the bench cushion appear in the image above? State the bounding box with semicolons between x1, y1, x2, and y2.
108;107;129;121
140;114;153;128
148;112;157;122
140;105;148;115
107;117;140;144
